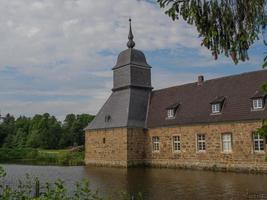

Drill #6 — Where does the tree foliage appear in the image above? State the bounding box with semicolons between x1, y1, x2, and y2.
0;113;94;149
157;0;266;64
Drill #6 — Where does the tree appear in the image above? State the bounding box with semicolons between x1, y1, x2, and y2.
0;113;94;149
61;114;94;147
0;114;15;148
13;116;31;148
60;114;76;147
157;0;266;64
157;0;267;134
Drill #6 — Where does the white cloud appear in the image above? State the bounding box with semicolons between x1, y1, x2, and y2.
0;0;261;119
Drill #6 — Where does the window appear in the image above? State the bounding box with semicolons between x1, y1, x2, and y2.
222;133;232;153
152;136;160;152
173;136;181;152
103;138;106;144
167;109;175;118
105;115;111;122
212;103;221;113
253;133;265;152
253;98;263;110
197;134;206;151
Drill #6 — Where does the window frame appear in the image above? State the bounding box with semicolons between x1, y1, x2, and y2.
252;98;264;110
196;134;206;152
221;133;232;153
252;132;265;153
211;103;221;114
152;136;160;153
172;135;181;153
167;109;175;118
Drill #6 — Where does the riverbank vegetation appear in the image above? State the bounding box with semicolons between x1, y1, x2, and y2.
0;113;94;165
0;148;84;166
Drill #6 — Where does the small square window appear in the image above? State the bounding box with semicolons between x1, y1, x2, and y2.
212;103;221;113
167;109;175;118
253;99;264;110
105;115;111;122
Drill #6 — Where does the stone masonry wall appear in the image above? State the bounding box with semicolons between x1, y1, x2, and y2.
145;121;267;172
85;121;267;172
127;128;147;166
85;128;128;167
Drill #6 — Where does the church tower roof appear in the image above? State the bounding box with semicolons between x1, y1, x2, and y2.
113;19;150;70
85;19;152;130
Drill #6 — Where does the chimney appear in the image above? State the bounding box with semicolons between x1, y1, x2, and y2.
198;75;204;86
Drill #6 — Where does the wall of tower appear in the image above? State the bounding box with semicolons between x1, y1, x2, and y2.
130;66;151;88
85;128;147;167
113;66;131;90
85;128;128;167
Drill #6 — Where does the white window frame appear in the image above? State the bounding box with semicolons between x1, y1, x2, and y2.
253;98;264;110
211;103;221;113
253;133;265;153
152;136;160;152
197;134;206;152
221;133;232;153
167;109;175;118
172;135;181;153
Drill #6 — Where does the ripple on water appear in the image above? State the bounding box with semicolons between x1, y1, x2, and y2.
1;164;267;200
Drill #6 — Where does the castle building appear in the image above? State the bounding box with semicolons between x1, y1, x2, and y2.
85;20;267;172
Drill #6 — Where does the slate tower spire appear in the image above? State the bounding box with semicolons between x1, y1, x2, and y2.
86;19;152;130
127;18;135;49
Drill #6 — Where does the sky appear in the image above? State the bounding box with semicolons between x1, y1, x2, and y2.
0;0;266;121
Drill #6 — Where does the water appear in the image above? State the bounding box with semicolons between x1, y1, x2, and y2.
2;164;267;199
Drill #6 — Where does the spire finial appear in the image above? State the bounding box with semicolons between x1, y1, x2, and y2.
127;18;135;48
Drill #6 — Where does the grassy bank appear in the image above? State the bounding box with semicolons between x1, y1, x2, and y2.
0;148;84;166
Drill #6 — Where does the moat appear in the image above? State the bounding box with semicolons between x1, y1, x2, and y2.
2;164;267;199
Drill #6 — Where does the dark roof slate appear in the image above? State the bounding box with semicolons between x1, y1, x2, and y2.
210;96;225;104
85;88;150;130
147;70;267;128
166;102;180;109
113;48;151;70
250;90;267;99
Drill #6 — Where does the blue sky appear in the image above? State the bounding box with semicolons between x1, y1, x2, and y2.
0;0;266;120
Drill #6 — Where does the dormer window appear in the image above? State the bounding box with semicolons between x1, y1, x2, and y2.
210;96;225;114
251;91;266;111
167;109;175;118
166;103;180;119
212;103;221;113
253;98;263;110
105;115;111;122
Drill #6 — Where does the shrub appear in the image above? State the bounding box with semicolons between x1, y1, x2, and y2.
0;166;103;200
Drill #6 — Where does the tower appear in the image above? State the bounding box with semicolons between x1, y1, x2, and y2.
86;19;152;130
85;19;152;167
